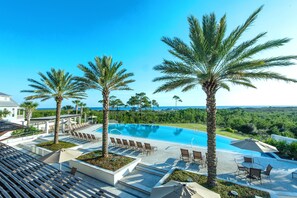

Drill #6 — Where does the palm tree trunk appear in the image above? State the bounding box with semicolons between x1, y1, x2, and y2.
102;90;109;158
75;105;78;114
54;98;62;144
206;91;217;187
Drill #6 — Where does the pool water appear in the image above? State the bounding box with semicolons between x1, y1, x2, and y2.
96;124;262;156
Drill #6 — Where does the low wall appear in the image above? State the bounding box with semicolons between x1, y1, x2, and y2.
20;144;52;156
2;134;46;146
271;134;297;144
69;157;141;186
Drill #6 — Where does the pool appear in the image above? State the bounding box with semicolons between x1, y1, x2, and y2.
96;124;262;156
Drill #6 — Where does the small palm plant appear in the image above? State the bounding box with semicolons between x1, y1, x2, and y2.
153;6;297;187
22;68;86;144
172;95;182;107
77;56;135;158
20;101;39;127
62;105;74;114
0;109;10;120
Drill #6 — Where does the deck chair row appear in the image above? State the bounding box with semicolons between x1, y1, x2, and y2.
67;122;90;132
110;137;157;155
70;131;99;142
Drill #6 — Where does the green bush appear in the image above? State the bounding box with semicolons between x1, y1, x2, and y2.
225;127;234;133
36;141;76;151
12;126;43;137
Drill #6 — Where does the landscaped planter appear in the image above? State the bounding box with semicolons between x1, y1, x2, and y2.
69;157;141;186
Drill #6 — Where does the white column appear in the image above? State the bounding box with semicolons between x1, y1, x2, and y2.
61;119;65;133
84;113;87;123
78;116;82;124
45;121;49;134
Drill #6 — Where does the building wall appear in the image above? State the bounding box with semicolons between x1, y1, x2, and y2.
0;95;24;124
0;106;24;124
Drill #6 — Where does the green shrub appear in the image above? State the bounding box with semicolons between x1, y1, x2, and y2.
225;127;234;133
265;138;297;160
166;170;270;198
12;126;43;137
36;141;76;151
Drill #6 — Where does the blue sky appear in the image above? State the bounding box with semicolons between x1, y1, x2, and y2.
1;0;297;108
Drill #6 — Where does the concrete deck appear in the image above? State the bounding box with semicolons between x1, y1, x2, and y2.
14;125;297;197
79;130;297;197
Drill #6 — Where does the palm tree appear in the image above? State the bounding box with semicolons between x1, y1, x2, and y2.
0;109;10;120
151;99;159;110
153;7;297;187
72;100;81;114
62;105;74;114
114;99;125;111
77;56;135;158
20;101;39;127
172;95;182;107
22;68;86;144
79;102;86;115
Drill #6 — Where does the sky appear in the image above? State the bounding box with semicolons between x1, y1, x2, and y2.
0;0;297;108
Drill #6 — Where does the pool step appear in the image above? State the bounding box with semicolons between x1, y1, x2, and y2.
137;163;168;174
116;164;166;198
136;165;167;177
116;181;150;198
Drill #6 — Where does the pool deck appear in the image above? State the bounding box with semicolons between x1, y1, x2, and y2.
12;124;297;197
79;124;297;197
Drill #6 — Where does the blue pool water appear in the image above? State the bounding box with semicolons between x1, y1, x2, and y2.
96;124;262;156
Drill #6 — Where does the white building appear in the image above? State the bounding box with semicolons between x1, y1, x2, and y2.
0;92;24;124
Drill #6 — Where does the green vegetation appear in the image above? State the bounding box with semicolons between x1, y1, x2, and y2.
0;109;10;119
36;141;77;151
12;126;43;137
166;170;270;198
77;150;134;171
265;138;297;160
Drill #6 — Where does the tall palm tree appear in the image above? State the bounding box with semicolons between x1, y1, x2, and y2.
77;56;135;158
20;101;39;127
72;100;81;114
172;95;182;107
22;68;86;144
153;7;297;187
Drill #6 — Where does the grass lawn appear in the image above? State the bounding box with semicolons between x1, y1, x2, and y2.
161;123;248;140
77;150;134;171
166;170;270;198
36;141;77;151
